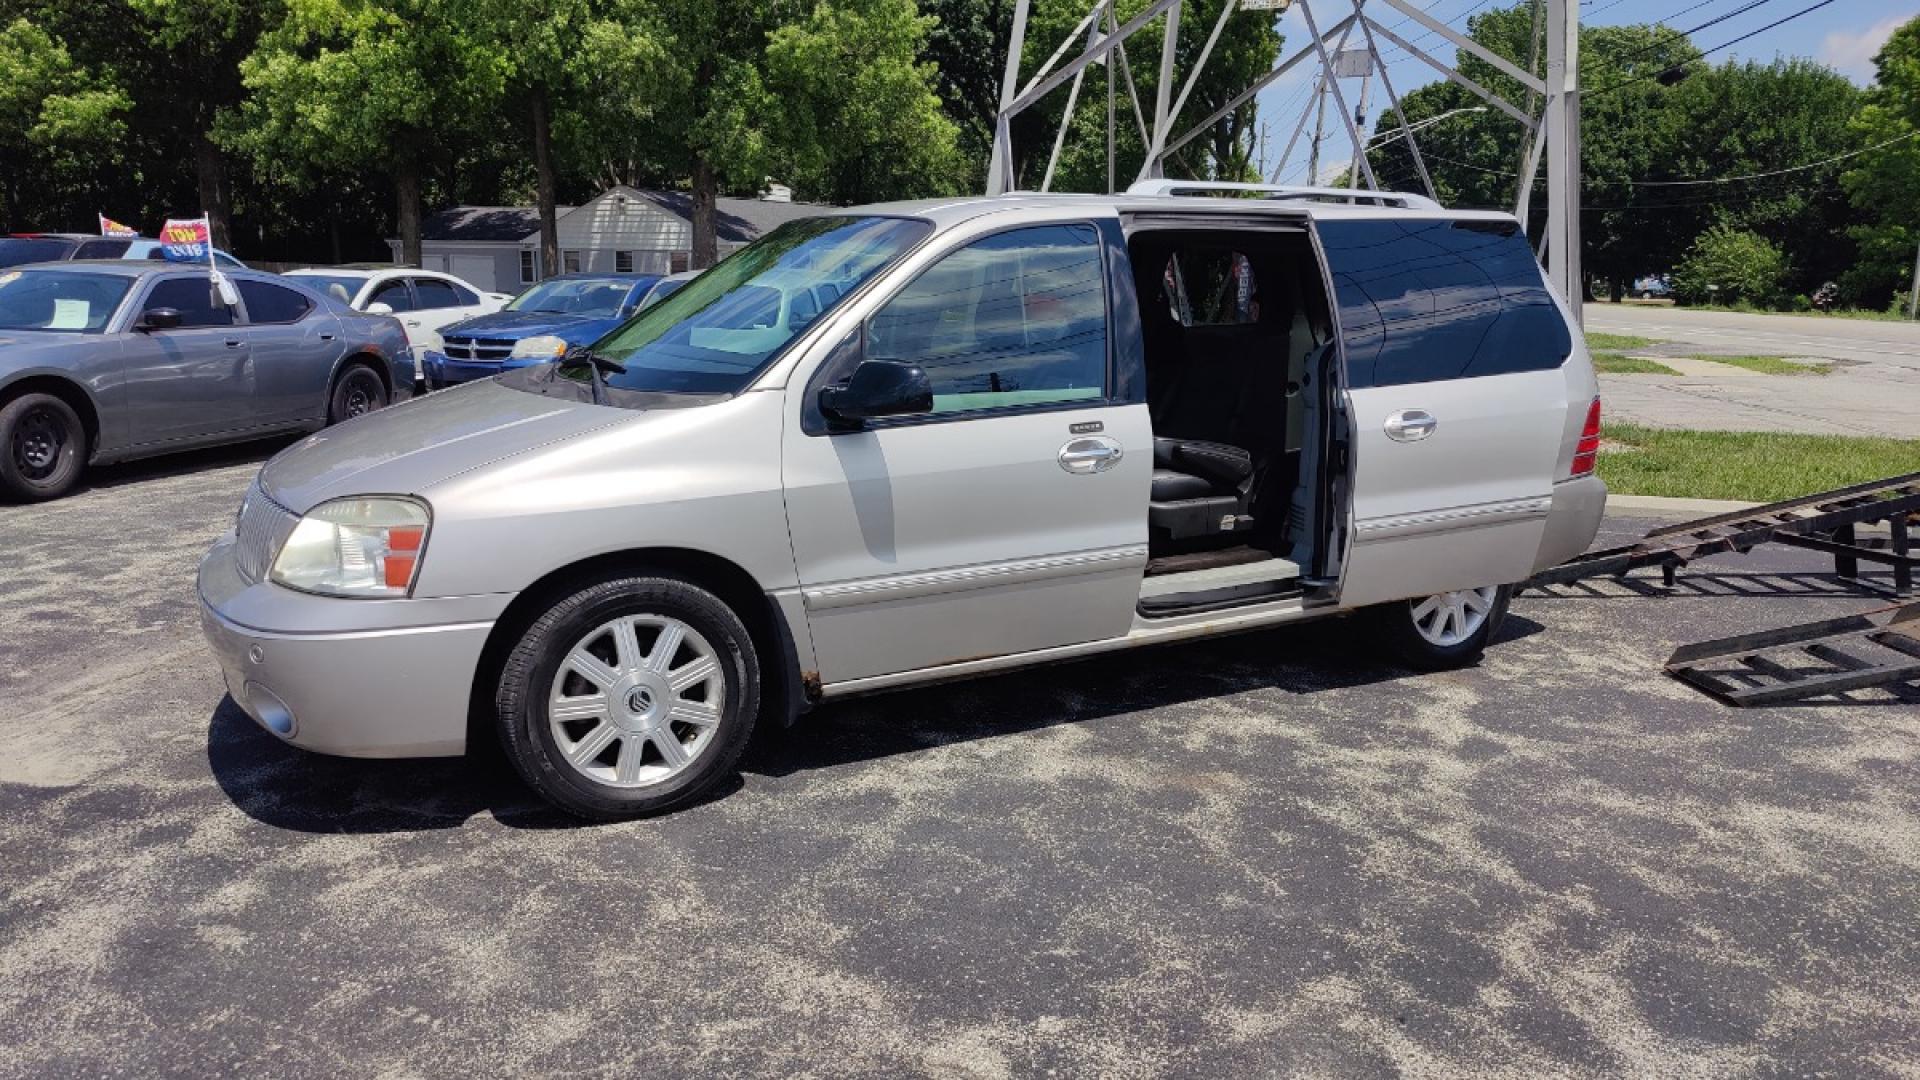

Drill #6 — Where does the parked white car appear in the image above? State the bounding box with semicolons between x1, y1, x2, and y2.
202;182;1606;820
283;268;508;383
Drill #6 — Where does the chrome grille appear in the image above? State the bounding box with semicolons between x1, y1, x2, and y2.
234;486;300;584
442;336;515;362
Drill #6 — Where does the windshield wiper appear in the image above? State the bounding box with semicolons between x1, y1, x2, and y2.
563;348;627;405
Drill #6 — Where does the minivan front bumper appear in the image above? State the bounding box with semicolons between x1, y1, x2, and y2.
197;534;500;758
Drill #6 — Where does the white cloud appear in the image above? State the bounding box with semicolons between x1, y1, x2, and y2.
1820;13;1913;82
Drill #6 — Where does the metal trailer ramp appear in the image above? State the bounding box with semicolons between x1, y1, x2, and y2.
1664;601;1920;706
1527;471;1920;596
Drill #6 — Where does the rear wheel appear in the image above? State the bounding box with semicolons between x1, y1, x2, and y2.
328;364;387;424
0;392;86;501
1367;584;1511;671
494;575;760;820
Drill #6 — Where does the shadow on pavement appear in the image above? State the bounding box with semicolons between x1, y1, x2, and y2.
207;614;1544;834
78;434;298;493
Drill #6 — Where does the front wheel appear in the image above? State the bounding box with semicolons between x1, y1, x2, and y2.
0;392;87;502
494;575;761;820
328;364;388;424
1366;584;1512;671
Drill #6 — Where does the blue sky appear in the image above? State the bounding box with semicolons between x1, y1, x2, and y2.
1223;0;1914;184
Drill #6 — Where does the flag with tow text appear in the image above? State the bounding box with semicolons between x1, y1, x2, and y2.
98;214;137;237
159;217;211;261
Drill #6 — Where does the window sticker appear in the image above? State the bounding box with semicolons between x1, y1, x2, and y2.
50;299;91;329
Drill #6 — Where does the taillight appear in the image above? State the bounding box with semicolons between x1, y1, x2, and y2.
1570;396;1601;477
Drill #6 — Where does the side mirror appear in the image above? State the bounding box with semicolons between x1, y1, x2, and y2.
818;358;933;430
138;307;182;331
366;302;394;316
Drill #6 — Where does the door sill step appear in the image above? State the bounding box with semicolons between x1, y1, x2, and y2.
1139;557;1300;600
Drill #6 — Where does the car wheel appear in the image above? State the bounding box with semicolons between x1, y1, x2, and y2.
494;575;761;820
328;364;387;424
0;392;87;502
1367;584;1511;671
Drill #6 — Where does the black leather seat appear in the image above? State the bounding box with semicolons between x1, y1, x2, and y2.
1150;436;1254;543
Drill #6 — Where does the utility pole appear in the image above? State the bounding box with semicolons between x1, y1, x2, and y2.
1909;235;1920;320
1308;78;1327;183
1545;0;1582;321
1346;70;1371;191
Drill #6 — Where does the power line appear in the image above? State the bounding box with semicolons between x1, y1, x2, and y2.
1586;0;1839;99
1633;129;1920;185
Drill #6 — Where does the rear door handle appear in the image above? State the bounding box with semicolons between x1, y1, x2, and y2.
1383;409;1437;442
1058;436;1124;474
224;339;244;349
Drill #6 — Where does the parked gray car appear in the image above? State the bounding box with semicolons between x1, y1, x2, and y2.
199;183;1605;820
0;261;412;500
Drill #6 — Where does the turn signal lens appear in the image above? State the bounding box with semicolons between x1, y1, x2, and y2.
1570;396;1602;477
270;497;431;598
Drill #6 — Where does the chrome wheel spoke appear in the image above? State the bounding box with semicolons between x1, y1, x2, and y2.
614;737;646;784
646;622;685;674
652;731;691;769
550;694;609;723
668;700;720;728
668;656;718;694
565;721;619;766
611;619;644;674
1412;587;1496;647
1411;595;1442;622
566;648;619;691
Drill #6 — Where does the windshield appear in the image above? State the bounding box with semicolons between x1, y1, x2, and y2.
549;216;929;398
0;238;79;268
508;277;638;317
290;274;367;304
0;269;132;333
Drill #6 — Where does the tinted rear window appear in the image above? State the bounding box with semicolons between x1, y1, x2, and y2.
0;237;79;267
1316;218;1571;388
238;279;313;324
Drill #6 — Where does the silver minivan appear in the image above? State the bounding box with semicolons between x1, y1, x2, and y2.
198;183;1606;819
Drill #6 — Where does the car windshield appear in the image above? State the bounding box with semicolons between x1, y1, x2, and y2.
508;278;636;317
290;274;367;304
0;237;79;268
0;269;132;333
538;216;929;400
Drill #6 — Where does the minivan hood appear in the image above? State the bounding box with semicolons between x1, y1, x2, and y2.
258;381;632;512
441;309;617;342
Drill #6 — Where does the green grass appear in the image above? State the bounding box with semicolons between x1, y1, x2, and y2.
1682;302;1915;322
1591;351;1679;375
1598;424;1920;501
1686;353;1829;376
1585;331;1660;351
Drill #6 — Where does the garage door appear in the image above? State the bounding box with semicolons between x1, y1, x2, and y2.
449;254;502;293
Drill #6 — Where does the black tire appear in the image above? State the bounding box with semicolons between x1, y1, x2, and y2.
328;363;388;424
1365;584;1513;672
0;392;87;502
494;575;761;820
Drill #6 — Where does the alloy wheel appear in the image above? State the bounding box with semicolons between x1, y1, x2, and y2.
547;614;725;788
1410;586;1497;648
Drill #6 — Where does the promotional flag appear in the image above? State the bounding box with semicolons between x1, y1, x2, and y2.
159;217;212;262
98;214;138;238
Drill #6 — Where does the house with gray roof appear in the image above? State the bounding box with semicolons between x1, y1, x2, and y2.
388;184;823;293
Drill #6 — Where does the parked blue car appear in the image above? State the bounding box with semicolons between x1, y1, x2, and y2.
422;272;676;387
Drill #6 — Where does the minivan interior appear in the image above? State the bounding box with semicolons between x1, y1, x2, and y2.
1126;224;1341;613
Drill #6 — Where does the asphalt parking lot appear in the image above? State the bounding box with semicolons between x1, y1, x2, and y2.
3;442;1918;1078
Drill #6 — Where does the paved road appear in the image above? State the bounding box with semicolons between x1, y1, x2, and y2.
3;448;1919;1077
1582;304;1920;437
1584;303;1920;370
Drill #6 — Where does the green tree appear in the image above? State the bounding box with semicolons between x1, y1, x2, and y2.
229;0;491;265
0;17;129;230
1672;223;1787;306
1840;15;1920;309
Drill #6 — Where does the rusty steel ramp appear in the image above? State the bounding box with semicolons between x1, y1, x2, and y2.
1663;601;1920;706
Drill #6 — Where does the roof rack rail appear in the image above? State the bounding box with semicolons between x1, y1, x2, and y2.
1125;179;1443;210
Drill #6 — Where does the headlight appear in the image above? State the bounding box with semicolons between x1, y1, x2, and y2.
509;335;569;359
270;497;430;598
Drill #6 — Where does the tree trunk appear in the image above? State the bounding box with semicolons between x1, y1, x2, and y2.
531;86;559;281
395;158;423;267
192;131;233;252
691;156;718;270
1609;277;1623;303
328;210;342;266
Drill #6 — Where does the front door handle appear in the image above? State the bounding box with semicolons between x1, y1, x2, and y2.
224;339;244;349
1059;436;1124;475
1383;409;1437;442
